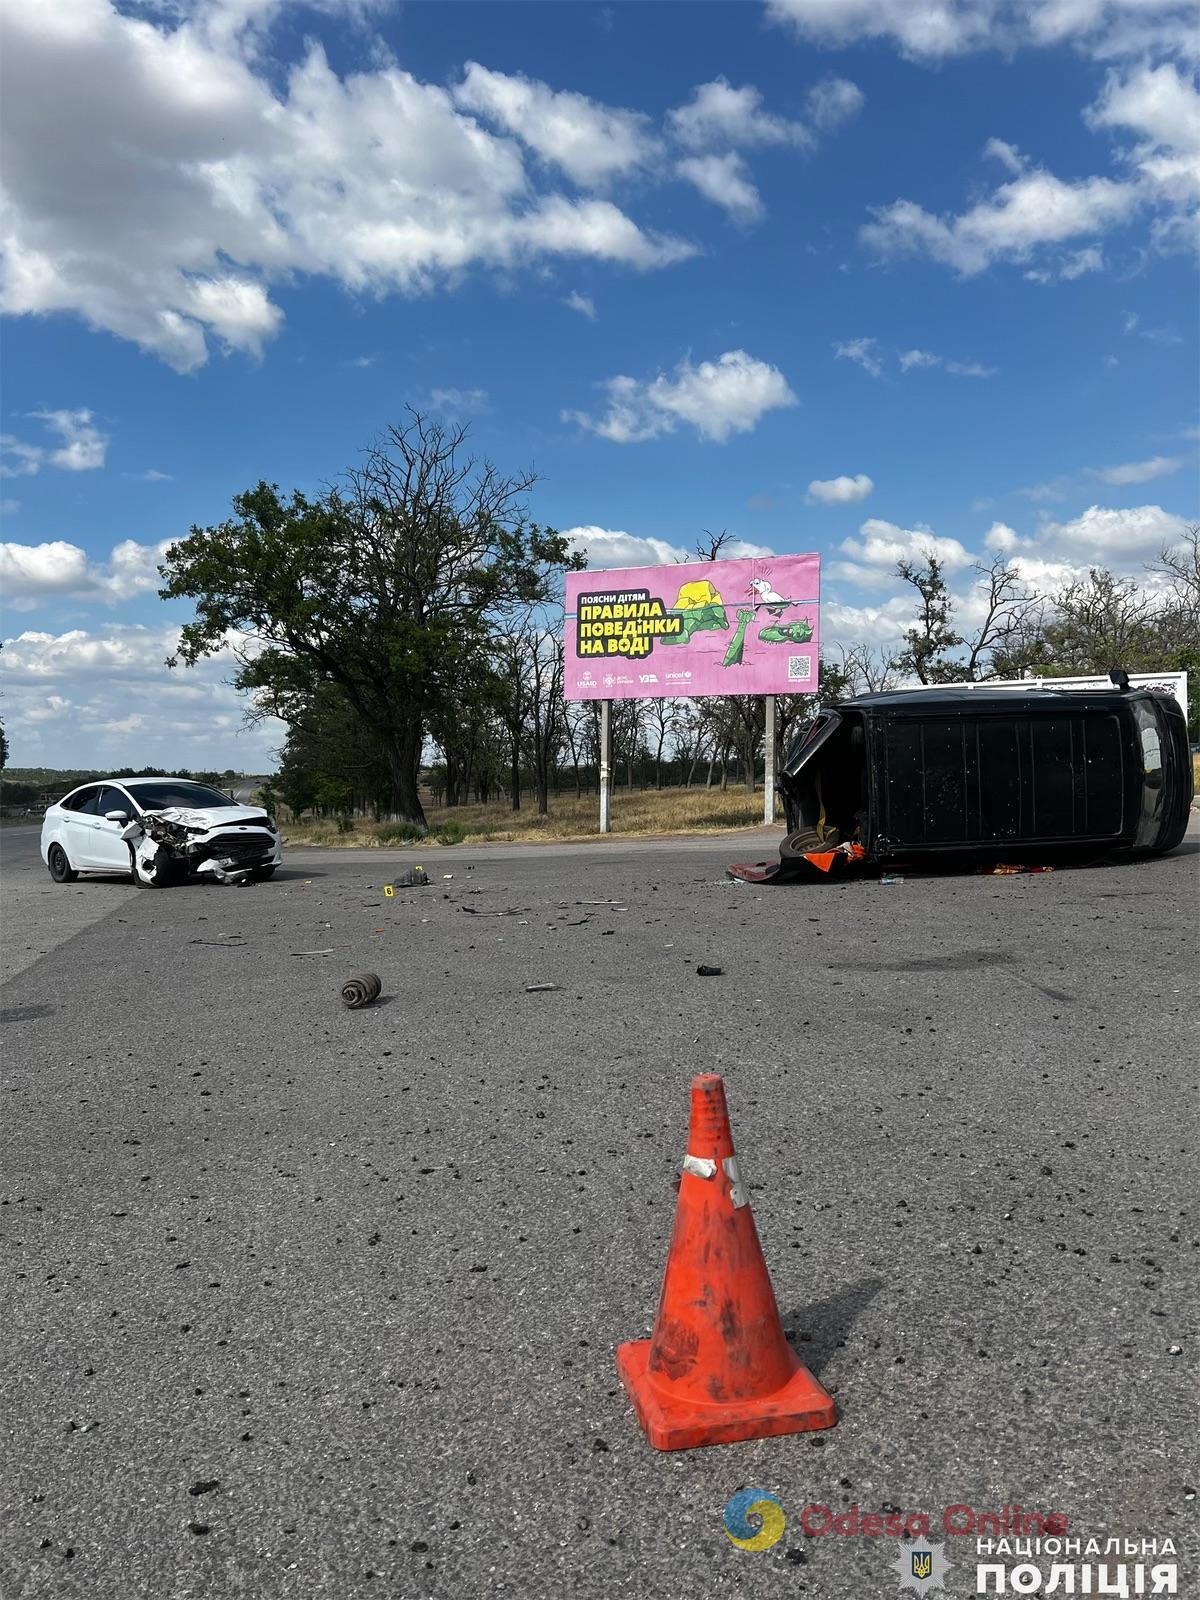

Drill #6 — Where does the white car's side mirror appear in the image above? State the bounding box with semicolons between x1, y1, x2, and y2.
105;809;129;823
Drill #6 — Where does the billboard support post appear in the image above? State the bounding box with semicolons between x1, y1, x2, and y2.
763;695;776;826
599;700;612;835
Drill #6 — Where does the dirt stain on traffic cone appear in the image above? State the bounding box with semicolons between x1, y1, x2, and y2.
617;1073;836;1451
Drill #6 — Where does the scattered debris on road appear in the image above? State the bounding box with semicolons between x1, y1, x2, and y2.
340;973;382;1009
525;982;561;992
384;866;429;893
696;964;723;977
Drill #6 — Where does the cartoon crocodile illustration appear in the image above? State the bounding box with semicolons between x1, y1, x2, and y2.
758;619;814;645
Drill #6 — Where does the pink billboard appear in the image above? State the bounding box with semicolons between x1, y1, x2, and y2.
564;553;820;701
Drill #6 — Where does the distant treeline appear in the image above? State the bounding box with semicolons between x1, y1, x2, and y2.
0;766;250;813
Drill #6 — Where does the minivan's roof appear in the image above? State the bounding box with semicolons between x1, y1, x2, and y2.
843;685;1166;714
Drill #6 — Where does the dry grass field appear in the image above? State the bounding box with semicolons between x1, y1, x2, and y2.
281;785;777;847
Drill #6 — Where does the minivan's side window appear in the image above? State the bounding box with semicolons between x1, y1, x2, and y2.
63;787;102;814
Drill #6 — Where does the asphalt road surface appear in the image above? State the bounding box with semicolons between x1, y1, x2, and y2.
2;822;1197;1599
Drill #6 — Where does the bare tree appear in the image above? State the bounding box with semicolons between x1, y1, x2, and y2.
963;558;1038;680
688;528;735;563
838;643;897;695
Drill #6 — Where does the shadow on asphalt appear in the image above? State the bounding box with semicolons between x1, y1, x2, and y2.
0;1003;57;1024
782;1275;887;1378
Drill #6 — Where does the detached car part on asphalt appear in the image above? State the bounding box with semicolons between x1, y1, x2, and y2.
41;778;283;887
739;683;1192;882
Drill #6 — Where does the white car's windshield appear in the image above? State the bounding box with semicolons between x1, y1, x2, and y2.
128;781;236;810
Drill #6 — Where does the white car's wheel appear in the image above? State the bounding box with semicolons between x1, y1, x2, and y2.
47;843;78;883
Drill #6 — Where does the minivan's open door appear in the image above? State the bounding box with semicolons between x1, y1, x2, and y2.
777;710;869;853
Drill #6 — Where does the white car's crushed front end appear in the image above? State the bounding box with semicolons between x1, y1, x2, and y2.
124;805;282;885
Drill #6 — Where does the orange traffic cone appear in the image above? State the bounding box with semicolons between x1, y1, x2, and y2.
617;1073;836;1451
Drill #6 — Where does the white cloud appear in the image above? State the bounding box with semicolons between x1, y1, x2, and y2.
862;164;1138;276
564;525;775;569
563;526;688;567
676;152;764;222
984;520;1022;552
667;78;813;151
564;349;797;444
453;62;657;187
854;57;1198;278
808;473;874;504
1121;310;1183;344
806;77;865;131
898;348;940;371
0;621;283;769
0;438;44;479
1;408;109;477
1040;502;1192;553
1024;243;1108;282
766;0;1198;63
1091;453;1184;484
428;387;490;413
822;594;914;648
1087;61;1200;210
1018;475;1075;502
0;3;692;371
564;290;596;320
834;337;884;377
767;0;996;58
839;517;974;580
0;537;170;608
897;348;996;376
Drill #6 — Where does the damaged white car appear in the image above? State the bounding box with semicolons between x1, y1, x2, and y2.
41;778;283;887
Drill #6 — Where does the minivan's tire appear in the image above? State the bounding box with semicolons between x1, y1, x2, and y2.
47;843;78;883
779;828;823;859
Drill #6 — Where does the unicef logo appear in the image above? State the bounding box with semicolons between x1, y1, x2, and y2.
723;1488;786;1551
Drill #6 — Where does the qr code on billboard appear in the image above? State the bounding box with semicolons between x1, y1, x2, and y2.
788;654;812;682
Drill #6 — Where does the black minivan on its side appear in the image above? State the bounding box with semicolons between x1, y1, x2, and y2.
777;685;1192;867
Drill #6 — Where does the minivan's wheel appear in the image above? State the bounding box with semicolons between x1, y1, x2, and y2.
47;843;78;883
778;828;823;859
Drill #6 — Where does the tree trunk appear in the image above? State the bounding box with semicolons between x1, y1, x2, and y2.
382;722;426;828
510;735;521;812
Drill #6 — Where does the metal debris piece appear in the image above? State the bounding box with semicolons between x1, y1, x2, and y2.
696;964;723;977
341;973;382;1009
525;983;561;993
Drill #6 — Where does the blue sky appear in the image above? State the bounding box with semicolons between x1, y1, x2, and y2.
1;0;1197;770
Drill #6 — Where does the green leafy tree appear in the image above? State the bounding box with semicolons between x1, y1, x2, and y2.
891;555;965;683
160;413;579;828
